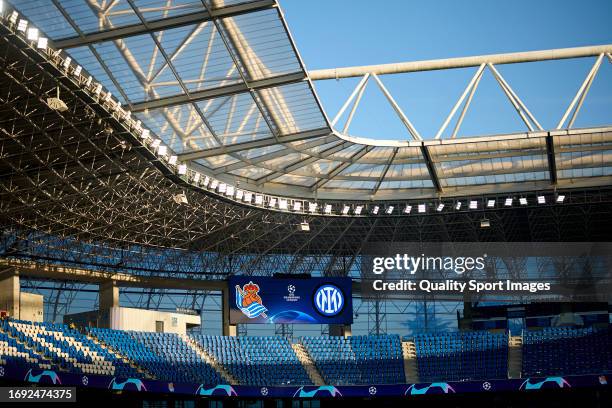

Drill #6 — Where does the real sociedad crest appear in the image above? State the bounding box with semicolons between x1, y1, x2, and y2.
235;281;268;319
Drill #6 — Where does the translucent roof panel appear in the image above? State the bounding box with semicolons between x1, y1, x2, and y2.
11;1;611;201
154;23;241;92
220;8;302;80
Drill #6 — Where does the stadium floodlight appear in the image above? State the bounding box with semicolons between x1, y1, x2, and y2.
177;164;187;175
210;179;218;190
386;206;394;214
203;176;210;187
47;87;68;112
455;202;462;210
172;193;188;205
9;12;18;25
193;172;200;183
124;111;131;121
168;155;177;165
436;203;444;212
218;183;227;194
279;199;288;210
480;218;490;228
537;195;545;204
62;57;71;70
269;197;277;208
556;194;565;203
355;205;363;215
141;129;150;139
0;0;3;13
235;190;244;200
17;19;27;32
403;205;412;214
104;91;112;102
244;192;253;203
505;197;513;206
94;83;102;95
342;205;350;215
37;37;48;49
157;145;167;156
299;222;310;232
469;200;477;209
418;204;426;213
26;27;38;41
226;185;235;197
372;205;379;215
293;201;302;211
324;204;332;214
308;202;318;213
487;199;495;208
519;197;527;205
73;65;82;77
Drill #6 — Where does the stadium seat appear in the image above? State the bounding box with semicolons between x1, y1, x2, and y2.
413;331;508;382
191;334;311;385
522;326;612;377
300;335;405;385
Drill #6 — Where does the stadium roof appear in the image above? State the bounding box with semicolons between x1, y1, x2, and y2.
8;0;612;201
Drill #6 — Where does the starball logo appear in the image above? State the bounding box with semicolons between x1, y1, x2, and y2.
283;284;301;302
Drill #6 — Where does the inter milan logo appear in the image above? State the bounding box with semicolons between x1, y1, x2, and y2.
314;284;344;316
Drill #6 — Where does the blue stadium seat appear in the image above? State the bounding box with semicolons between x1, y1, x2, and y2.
413;331;508;382
191;334;311;385
522;326;612;377
301;335;405;385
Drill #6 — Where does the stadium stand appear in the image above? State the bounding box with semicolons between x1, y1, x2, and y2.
0;320;138;377
89;328;223;384
522;326;612;377
191;334;311;385
3;319;612;387
0;329;51;369
301;335;405;385
413;331;509;382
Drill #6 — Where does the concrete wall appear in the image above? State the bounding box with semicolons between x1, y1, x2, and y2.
0;274;19;318
0;273;43;321
109;307;200;334
66;307;200;335
19;292;44;322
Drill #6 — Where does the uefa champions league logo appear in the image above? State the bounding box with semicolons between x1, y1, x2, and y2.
314;284;345;316
283;284;300;302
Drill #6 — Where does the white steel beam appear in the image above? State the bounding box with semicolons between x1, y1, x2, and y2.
309;44;612;80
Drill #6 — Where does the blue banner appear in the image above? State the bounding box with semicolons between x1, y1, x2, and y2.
0;362;608;399
229;277;353;324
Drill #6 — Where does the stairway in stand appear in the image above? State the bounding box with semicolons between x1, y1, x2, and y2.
84;332;155;379
401;340;419;383
291;342;325;385
180;334;239;385
508;334;523;379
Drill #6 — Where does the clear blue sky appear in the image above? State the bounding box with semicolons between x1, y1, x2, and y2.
279;0;612;140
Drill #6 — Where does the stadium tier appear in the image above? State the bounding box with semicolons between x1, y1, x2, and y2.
522;326;612;377
0;319;612;386
301;335;405;385
191;335;311;385
413;331;509;382
89;328;223;384
0;319;139;378
2;319;612;387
